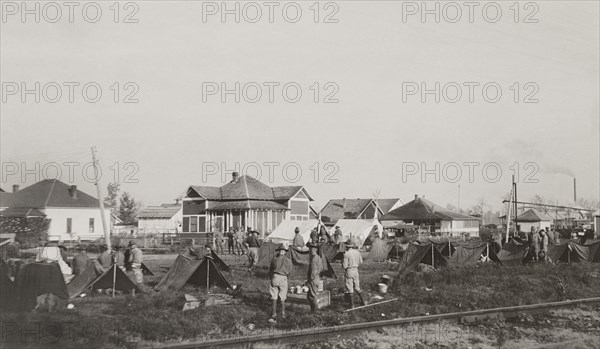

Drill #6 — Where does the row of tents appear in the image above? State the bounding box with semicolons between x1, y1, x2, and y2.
396;239;600;274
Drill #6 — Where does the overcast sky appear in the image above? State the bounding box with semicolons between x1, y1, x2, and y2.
1;1;598;212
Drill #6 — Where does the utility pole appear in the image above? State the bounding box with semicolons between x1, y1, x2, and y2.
91;146;111;249
457;185;461;210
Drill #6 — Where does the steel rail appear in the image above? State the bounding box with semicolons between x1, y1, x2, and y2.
152;297;600;349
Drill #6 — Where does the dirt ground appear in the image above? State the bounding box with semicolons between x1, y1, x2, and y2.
2;251;599;348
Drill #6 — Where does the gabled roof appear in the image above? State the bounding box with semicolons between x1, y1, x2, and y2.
320;199;373;222
138;205;181;219
0;207;46;218
516;209;554;222
187;176;312;202
375;199;403;214
1;179;101;209
380;196;480;221
0;192;15;208
209;200;289;211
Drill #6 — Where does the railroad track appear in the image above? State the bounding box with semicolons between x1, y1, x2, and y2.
153;297;600;349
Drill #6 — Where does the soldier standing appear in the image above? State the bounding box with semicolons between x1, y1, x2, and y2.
306;242;323;312
268;243;292;320
342;241;367;308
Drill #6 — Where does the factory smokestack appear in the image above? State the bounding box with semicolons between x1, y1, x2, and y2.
573;178;577;203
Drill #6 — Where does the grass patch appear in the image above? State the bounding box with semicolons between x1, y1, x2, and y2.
2;253;599;348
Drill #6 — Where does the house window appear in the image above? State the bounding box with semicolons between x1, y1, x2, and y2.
190;216;198;233
183;217;190;232
198;216;206;233
67;218;72;234
89;218;94;233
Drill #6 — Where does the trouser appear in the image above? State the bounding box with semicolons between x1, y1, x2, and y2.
269;274;288;301
248;247;258;268
215;240;224;254
131;263;143;284
306;280;319;311
228;240;234;253
236;239;245;254
344;268;361;293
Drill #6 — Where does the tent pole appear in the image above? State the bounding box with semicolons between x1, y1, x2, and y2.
206;258;210;294
431;243;434;268
112;253;117;298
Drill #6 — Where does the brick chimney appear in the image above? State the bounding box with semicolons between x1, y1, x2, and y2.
231;171;239;183
69;185;78;199
414;194;418;200
12;185;19;193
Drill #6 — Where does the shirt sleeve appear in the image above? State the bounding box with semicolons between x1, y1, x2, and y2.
342;254;349;269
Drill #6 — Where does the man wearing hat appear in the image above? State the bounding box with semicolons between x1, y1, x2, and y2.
292;227;305;248
268;243;292;320
334;226;344;244
97;244;112;271
245;231;261;272
72;245;89;276
128;241;144;284
342;241;367;308
306;242;323;312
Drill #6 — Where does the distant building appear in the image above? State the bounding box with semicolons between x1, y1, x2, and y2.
515;209;553;232
319;198;403;227
137;203;182;235
0;179;111;242
379;195;480;236
593;210;600;236
182;172;313;237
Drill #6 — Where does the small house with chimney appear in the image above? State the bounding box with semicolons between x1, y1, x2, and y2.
0;179;111;242
319;198;403;227
182;172;313;237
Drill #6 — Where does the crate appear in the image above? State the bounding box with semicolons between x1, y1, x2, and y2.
286;291;330;310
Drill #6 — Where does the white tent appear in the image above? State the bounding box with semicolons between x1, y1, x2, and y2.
332;219;383;247
266;219;321;243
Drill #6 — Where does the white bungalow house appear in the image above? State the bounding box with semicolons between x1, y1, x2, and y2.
0;179;111;242
182;172;313;238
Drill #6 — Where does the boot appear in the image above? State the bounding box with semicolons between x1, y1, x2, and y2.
281;301;286;319
271;300;277;319
357;291;368;306
348;293;355;309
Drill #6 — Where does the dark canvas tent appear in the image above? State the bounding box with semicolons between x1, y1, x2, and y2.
497;239;528;265
588;241;600;263
155;254;232;291
398;242;449;273
449;242;501;266
1;262;16;309
386;240;405;260
430;240;456;258
548;242;596;264
67;261;141;298
256;242;336;279
366;237;392;262
17;262;69;311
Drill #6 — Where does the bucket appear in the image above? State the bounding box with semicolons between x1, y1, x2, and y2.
378;283;388;294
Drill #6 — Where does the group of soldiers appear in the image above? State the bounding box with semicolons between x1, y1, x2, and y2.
525;226;560;262
69;240;144;284
267;226;367;321
210;227;262;271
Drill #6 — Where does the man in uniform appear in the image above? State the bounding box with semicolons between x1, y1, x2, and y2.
334;226;344;244
245;230;261;271
214;230;225;255
235;228;246;255
342;241;367;308
226;227;235;254
306;242;323;312
292;227;305;248
128;241;144;284
268;243;292;320
97;244;112;271
72;245;89;276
